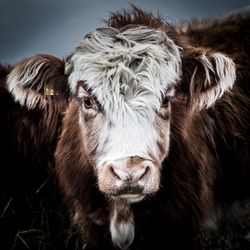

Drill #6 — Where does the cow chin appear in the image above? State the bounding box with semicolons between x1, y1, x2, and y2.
97;163;161;203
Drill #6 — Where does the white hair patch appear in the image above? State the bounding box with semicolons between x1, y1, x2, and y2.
67;26;182;166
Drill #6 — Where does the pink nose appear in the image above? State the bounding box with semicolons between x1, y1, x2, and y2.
98;157;160;199
107;160;152;184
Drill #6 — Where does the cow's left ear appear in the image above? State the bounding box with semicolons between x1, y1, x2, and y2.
7;54;69;109
179;48;236;110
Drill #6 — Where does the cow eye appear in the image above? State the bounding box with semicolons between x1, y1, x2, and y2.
161;96;170;108
83;96;95;109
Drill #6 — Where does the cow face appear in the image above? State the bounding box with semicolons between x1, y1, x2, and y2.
66;26;236;204
66;27;182;203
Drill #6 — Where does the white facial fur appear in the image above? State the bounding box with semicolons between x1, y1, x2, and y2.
68;26;182;169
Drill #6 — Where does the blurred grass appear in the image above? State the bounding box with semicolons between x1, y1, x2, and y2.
194;202;250;250
1;186;250;250
0;180;84;250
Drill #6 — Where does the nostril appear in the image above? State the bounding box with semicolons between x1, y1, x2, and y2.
109;165;121;180
126;174;133;182
139;166;151;181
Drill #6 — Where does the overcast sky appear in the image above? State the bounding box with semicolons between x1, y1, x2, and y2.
1;0;249;64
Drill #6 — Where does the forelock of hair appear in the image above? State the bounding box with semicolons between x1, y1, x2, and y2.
68;26;182;112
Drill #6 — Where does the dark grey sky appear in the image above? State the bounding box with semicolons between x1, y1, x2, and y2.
1;0;249;64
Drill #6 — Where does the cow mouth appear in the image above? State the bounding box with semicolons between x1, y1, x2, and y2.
115;193;145;203
112;185;145;203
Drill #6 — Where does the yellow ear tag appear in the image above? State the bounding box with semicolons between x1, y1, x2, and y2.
44;82;59;96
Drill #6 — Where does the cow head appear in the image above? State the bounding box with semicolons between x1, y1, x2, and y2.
64;26;235;204
62;26;235;248
63;27;180;205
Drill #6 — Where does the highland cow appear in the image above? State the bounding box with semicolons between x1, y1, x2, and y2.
1;7;250;250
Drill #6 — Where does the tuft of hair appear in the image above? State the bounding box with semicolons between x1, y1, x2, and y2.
67;25;182;109
110;201;135;250
106;5;171;31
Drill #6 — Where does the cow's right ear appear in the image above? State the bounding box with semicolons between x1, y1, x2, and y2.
7;54;69;109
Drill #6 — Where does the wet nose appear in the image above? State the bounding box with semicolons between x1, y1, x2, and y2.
108;161;151;184
98;157;160;201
